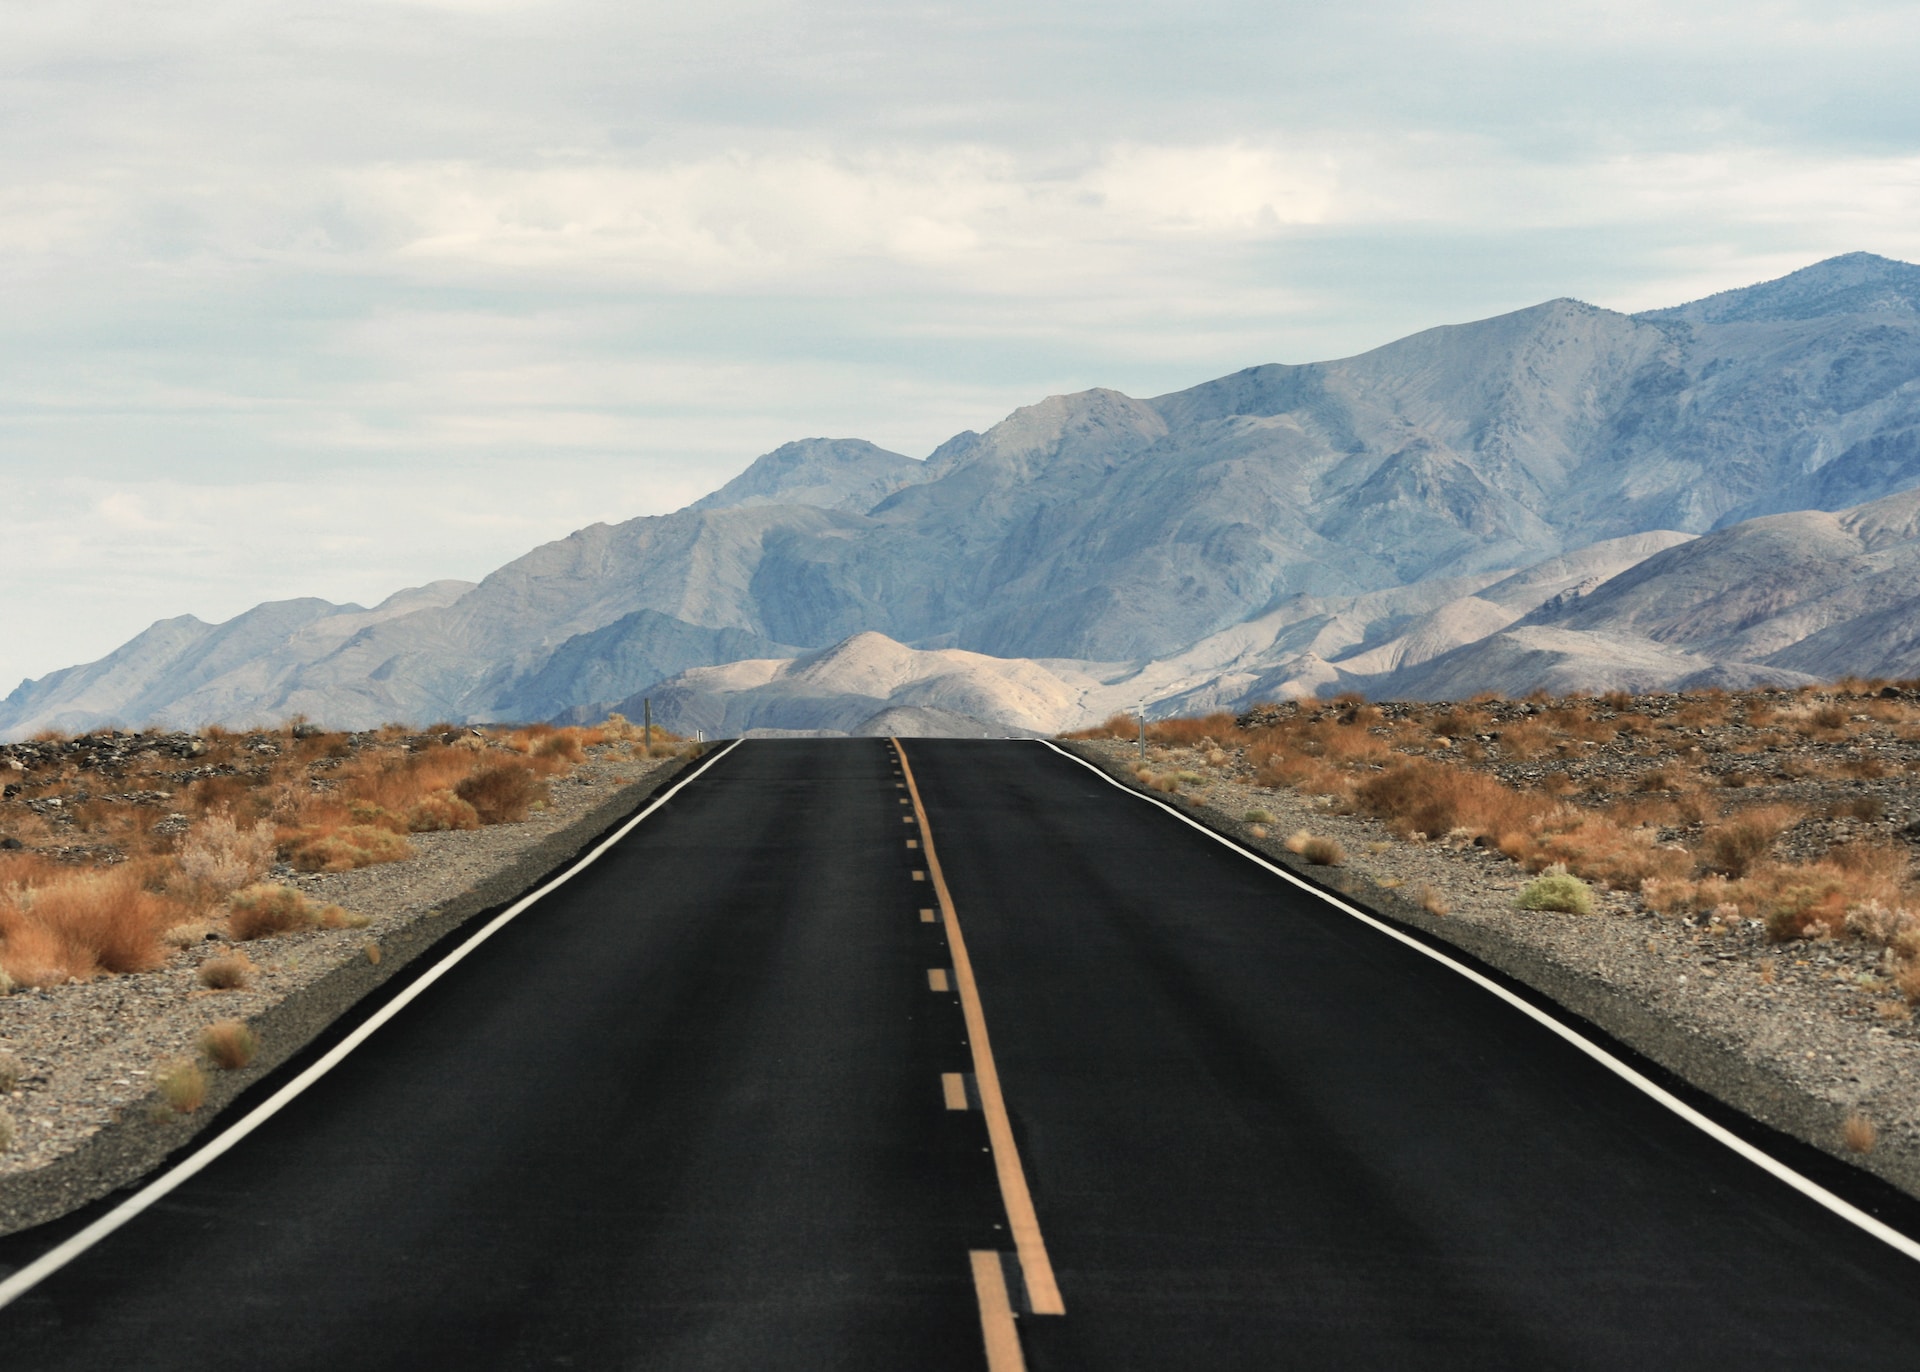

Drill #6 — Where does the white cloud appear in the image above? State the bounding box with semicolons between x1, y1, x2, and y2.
3;0;1920;689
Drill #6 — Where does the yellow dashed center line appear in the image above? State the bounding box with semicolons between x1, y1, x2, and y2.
928;967;950;992
969;1252;1027;1372
920;908;936;923
942;1072;970;1110
894;740;1064;1318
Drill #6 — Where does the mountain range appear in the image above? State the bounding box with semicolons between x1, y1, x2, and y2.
9;251;1920;739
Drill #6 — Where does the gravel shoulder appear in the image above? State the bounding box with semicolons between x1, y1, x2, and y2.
1063;738;1920;1200
0;747;704;1236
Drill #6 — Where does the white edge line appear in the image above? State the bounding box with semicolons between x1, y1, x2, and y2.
0;739;744;1310
1037;738;1920;1266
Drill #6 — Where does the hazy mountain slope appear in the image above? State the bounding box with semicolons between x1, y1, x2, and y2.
494;611;801;723
7;253;1920;736
0;582;476;735
1362;487;1920;700
1094;530;1696;715
688;438;923;514
635;632;1093;737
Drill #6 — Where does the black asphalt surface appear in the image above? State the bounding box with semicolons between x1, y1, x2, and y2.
4;737;1920;1369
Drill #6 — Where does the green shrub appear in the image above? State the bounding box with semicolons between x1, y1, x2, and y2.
1516;866;1595;914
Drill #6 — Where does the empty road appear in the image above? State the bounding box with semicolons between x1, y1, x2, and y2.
4;738;1920;1369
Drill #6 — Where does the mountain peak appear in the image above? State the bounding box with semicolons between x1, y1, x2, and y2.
1640;252;1920;325
687;438;922;516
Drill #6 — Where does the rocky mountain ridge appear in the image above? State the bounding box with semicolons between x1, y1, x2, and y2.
7;252;1920;738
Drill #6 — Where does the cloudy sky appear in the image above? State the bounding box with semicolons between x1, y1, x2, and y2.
3;0;1918;690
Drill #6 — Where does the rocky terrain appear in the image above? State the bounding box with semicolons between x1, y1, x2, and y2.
6;253;1920;739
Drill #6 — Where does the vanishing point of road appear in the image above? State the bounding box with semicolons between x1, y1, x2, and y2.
4;738;1920;1369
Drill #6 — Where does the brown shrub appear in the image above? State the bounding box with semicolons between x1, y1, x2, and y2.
1355;760;1531;844
0;869;176;985
455;763;548;824
1810;703;1849;731
1763;873;1867;942
1146;713;1240;748
1497;720;1557;759
1283;831;1346;866
1635;766;1691;793
228;884;315;940
284;824;413;872
200;1019;258;1070
534;730;588;765
1531;818;1693;892
1844;1113;1878;1154
197;954;254;990
157;1060;206;1113
1699;806;1800;877
183;773;247;815
347;802;411;835
1830;794;1887;822
175;813;277;906
405;790;482;832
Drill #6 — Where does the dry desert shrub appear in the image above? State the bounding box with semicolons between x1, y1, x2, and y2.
1355;760;1532;846
1758;843;1911;942
157;1059;207;1114
227;884;365;941
0;868;178;986
455;762;548;824
1699;806;1801;877
533;730;587;765
0;1109;12;1154
1283;831;1345;866
228;884;315;940
1431;707;1491;739
1416;884;1451;916
345;802;411;835
199;1019;258;1070
175;813;276;908
284;824;413;872
197;953;254;990
1844;1113;1878;1154
1517;866;1596;915
1529;816;1692;891
1497;719;1557;760
1896;959;1920;1005
404;790;482;832
1147;713;1239;748
0;1051;22;1092
1634;765;1693;793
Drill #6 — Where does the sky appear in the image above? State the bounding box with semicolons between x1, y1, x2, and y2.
3;0;1920;691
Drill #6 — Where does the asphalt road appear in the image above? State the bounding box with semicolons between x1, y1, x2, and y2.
4;737;1920;1369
